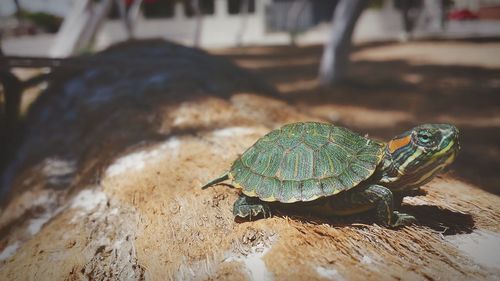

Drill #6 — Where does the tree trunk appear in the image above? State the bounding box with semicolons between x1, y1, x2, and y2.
318;0;368;86
286;0;308;46
0;71;21;179
0;48;22;177
236;0;250;46
192;0;203;47
115;0;133;39
49;0;113;57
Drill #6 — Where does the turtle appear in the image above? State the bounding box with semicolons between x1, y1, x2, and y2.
201;122;459;227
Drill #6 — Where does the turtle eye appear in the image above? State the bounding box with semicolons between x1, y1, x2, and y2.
416;130;434;146
418;133;431;142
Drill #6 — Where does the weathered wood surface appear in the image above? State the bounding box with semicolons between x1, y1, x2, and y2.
0;40;499;281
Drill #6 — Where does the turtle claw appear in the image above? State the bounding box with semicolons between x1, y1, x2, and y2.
233;195;272;220
234;204;272;220
390;211;417;228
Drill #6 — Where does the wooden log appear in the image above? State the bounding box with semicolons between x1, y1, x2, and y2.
0;40;498;281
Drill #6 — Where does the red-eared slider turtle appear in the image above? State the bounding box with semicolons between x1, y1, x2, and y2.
202;122;459;227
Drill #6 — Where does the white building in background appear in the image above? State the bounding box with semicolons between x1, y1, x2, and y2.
96;0;500;49
2;0;500;56
98;0;274;48
3;0;403;54
96;0;405;49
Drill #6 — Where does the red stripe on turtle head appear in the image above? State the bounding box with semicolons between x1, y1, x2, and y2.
387;135;411;153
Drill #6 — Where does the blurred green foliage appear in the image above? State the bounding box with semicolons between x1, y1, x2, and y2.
19;10;63;33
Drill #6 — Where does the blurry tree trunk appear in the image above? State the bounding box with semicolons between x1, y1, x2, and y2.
236;0;250;46
0;71;21;162
318;0;367;86
400;0;420;41
191;0;203;47
286;0;308;46
128;0;143;32
421;0;446;31
50;0;113;57
0;50;22;175
0;74;21;132
13;0;22;21
115;0;133;39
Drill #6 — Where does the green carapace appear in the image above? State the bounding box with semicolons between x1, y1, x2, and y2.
202;122;459;227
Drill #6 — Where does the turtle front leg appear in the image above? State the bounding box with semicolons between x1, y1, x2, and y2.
329;184;416;227
233;194;272;220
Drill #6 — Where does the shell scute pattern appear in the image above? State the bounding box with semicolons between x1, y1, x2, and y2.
260;177;281;200
230;122;385;202
254;128;281;149
240;146;259;167
303;122;330;149
252;145;283;177
238;169;260;195
320;177;344;195
323;142;348;177
280;143;314;180
281;180;300;202
301;179;323;200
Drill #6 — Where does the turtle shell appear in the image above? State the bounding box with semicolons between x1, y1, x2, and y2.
229;122;385;203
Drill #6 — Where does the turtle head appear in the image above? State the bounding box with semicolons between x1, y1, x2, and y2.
380;124;459;189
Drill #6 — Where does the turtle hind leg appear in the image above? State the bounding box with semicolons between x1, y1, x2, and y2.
201;172;229;189
233;195;272;220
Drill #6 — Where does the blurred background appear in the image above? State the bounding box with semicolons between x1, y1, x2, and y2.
1;0;500;197
2;0;500;53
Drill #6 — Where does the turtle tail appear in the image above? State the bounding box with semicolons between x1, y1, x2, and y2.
201;172;230;189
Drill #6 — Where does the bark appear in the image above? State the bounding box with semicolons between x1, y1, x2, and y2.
318;0;368;86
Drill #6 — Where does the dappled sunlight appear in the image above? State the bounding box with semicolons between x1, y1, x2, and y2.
299;104;413;129
352;41;500;69
276;78;318;93
233;57;319;69
401;73;424;84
